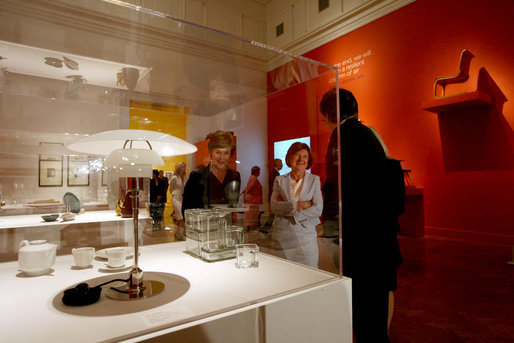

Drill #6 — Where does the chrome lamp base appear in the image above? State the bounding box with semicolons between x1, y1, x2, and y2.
105;267;165;300
105;184;165;301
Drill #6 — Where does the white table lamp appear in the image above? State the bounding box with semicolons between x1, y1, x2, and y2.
67;129;197;300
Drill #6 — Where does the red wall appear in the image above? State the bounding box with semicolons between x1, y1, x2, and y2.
268;0;514;242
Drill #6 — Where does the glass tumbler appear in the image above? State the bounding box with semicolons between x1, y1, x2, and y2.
225;225;244;248
235;243;259;268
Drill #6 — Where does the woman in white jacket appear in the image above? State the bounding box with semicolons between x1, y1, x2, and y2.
270;142;323;268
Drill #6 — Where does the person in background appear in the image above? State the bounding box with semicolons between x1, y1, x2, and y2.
241;165;263;229
319;88;394;342
270;142;323;268
149;169;166;230
261;158;283;233
150;169;165;204
182;130;241;213
269;158;283;200
158;170;169;204
169;162;187;240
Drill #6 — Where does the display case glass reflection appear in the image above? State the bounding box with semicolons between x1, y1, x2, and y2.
67;156;90;186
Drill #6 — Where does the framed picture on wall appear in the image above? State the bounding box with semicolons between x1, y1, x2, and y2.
164;171;173;180
38;142;63;187
39;160;63;187
67;156;90;186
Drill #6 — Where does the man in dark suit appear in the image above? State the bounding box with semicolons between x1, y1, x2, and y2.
260;158;283;233
150;169;165;203
320;88;392;342
158;170;169;203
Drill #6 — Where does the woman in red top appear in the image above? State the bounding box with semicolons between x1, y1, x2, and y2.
241;166;263;229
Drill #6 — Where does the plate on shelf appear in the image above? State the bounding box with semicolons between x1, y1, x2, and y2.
95;247;134;259
24;202;62;208
63;192;81;213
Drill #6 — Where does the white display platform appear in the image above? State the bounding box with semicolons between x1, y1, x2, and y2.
0;210;148;230
0;242;352;342
0;201;110;216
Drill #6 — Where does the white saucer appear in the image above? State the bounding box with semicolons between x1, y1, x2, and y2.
99;264;131;272
95;247;134;259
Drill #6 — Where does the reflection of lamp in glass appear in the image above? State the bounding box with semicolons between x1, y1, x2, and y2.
67;129;197;300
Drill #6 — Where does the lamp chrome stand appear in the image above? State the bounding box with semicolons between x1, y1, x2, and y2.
106;177;165;300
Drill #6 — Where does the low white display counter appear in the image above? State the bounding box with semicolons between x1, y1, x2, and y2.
0;242;352;342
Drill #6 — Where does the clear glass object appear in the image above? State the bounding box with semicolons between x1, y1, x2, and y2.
235;243;259;268
0;0;340;276
185;209;242;261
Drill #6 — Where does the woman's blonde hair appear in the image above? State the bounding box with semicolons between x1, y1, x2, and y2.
174;162;186;176
206;130;236;155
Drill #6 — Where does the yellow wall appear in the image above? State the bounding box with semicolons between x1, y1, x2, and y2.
129;101;189;204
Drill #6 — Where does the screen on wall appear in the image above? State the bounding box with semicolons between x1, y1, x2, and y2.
273;136;311;175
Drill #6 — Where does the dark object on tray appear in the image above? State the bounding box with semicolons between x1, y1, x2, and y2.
62;278;129;306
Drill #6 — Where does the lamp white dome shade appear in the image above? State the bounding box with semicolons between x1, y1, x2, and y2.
104;149;164;178
104;149;164;167
66;129;198;156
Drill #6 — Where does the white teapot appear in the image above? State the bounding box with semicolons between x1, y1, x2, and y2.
18;240;57;276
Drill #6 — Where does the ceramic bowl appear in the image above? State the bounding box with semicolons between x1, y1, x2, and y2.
41;214;59;222
60;213;76;221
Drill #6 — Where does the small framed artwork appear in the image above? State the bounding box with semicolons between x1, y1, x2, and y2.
39;142;63;187
39;160;63;187
67;156;90;186
164;171;173;180
101;169;108;187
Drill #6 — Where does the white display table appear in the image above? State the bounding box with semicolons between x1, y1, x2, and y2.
0;242;352;342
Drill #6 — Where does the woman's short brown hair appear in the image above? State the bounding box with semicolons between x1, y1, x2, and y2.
285;142;314;169
251;166;260;175
206;130;236;155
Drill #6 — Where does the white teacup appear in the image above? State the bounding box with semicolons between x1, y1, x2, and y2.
72;247;95;268
106;247;128;268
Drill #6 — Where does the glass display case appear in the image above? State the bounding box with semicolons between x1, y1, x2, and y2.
0;0;340;274
0;1;350;341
